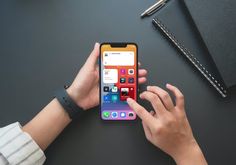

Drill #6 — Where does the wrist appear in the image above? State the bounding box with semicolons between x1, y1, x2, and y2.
66;86;86;111
66;86;85;110
172;139;207;165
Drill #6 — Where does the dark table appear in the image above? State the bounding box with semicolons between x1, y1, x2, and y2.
1;0;236;164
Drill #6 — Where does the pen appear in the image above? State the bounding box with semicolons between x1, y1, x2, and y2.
141;0;168;18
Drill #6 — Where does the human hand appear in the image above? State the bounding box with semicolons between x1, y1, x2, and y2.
66;42;147;110
127;84;207;165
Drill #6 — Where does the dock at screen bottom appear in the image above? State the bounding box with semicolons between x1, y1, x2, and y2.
102;111;136;120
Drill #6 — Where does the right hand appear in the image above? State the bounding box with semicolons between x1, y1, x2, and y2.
127;84;207;165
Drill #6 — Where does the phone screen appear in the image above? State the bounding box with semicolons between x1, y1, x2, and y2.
100;43;138;120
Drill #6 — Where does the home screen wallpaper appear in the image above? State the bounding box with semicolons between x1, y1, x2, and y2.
100;44;137;120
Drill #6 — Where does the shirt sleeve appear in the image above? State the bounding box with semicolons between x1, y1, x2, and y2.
0;122;46;165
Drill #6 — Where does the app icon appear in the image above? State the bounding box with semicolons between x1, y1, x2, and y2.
128;112;134;117
128;77;134;83
103;111;110;118
103;95;110;101
128;69;134;75
120;77;126;83
111;95;118;102
120;69;126;75
120;112;126;118
121;88;129;96
103;86;109;92
120;87;135;101
111;86;118;92
111;112;118;118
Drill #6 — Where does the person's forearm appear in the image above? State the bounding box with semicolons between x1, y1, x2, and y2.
22;98;71;151
173;141;208;165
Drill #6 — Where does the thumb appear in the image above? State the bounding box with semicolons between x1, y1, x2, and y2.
84;42;100;69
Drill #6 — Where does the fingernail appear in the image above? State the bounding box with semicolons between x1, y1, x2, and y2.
147;86;151;90
139;93;144;98
127;98;132;102
166;83;170;88
94;42;99;49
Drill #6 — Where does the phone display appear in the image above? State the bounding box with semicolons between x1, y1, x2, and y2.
99;43;138;120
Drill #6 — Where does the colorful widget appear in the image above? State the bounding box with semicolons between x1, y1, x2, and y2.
103;69;118;84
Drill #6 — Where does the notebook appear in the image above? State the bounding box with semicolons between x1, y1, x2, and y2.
152;0;227;97
183;0;236;88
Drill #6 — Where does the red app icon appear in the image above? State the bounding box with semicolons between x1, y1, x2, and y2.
120;87;134;101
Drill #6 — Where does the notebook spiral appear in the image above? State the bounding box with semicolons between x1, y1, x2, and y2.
152;18;227;98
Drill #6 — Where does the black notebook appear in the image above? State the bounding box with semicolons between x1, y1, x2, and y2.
183;0;236;88
152;0;227;97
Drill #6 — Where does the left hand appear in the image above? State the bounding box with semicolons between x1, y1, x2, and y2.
67;42;147;110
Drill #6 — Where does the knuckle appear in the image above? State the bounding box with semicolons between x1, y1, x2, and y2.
161;91;169;100
173;86;179;91
142;91;148;97
178;94;184;100
155;126;163;135
135;107;141;113
177;111;185;119
149;94;158;102
129;101;135;107
164;118;171;126
137;107;145;116
181;114;187;121
153;124;162;135
152;86;158;91
165;115;176;125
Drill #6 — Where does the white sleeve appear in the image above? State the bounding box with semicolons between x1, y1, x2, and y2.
0;122;46;165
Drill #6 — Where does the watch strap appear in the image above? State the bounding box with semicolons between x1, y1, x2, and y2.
55;88;84;119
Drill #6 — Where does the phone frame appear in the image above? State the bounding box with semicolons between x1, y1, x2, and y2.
99;42;138;121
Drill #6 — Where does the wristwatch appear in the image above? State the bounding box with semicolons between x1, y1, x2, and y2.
54;87;84;120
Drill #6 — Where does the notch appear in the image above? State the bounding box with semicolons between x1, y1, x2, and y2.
110;43;128;48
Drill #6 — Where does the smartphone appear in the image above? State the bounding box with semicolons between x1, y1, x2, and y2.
99;43;138;120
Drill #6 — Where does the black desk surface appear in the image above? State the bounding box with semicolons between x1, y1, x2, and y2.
0;0;236;165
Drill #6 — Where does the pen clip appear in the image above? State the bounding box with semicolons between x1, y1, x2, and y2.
147;2;166;16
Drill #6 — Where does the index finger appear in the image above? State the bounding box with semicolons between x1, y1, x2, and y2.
127;98;157;129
